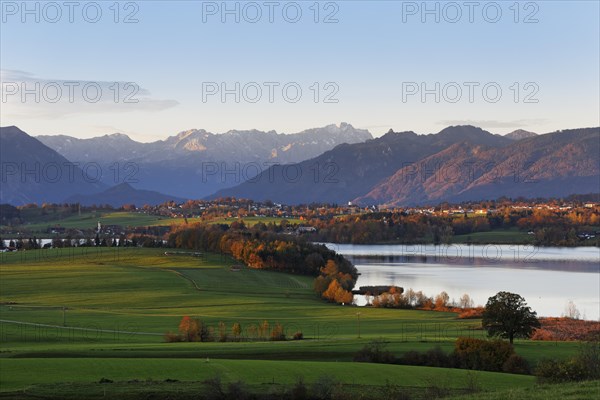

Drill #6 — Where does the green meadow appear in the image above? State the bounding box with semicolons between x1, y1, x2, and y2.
446;380;600;400
0;248;584;398
6;211;302;234
6;211;188;233
452;228;534;245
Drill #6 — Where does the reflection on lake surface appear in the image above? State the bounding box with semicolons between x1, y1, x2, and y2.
324;244;600;320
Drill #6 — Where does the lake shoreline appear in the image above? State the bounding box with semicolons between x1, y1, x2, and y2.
324;243;600;320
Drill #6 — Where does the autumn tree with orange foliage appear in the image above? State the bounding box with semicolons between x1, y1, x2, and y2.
322;279;353;304
434;291;450;310
231;322;242;341
178;316;199;341
315;260;354;305
178;316;210;342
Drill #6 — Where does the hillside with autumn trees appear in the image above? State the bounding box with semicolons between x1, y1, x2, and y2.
167;223;358;303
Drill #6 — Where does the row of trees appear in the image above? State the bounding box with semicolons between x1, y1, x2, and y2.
1;237;44;250
167;223;357;280
166;316;302;343
370;288;475;311
90;234;165;248
0;235;163;249
303;206;599;245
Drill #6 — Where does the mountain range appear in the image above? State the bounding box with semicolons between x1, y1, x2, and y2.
0;126;105;205
211;126;599;205
37;123;372;199
2;124;598;206
356;128;598;206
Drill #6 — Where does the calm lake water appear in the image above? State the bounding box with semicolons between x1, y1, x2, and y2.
324;243;600;320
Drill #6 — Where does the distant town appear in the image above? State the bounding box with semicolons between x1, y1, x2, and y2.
2;194;598;250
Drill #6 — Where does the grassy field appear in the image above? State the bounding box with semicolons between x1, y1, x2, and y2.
447;379;600;400
6;212;302;234
0;358;535;392
452;229;534;244
0;248;582;398
6;211;188;232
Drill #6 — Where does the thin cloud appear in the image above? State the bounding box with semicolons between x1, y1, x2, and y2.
1;69;179;118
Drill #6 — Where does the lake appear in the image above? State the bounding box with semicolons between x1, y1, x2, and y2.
324;243;600;320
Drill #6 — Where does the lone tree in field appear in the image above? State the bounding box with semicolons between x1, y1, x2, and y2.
482;291;540;344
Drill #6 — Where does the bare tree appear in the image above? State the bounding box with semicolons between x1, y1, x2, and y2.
563;300;581;319
459;293;474;309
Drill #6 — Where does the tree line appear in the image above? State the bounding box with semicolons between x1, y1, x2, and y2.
167;223;358;303
303;206;599;246
166;316;303;343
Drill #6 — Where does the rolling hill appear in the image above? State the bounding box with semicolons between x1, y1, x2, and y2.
64;183;185;207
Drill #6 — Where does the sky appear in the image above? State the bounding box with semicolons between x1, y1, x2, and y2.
1;0;599;142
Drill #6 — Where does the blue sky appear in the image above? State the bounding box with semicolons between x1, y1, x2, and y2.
1;0;599;141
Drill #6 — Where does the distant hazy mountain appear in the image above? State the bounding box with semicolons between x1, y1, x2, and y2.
38;123;372;165
0;126;105;205
64;183;184;207
38;123;372;198
9;124;598;207
356;128;600;206
38;132;147;163
505;129;538;140
209;125;513;204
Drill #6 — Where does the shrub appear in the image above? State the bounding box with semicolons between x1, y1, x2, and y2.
397;339;530;375
536;341;600;383
353;340;396;364
293;331;304;340
381;380;413;400
454;337;514;372
311;375;338;400
578;341;600;379
423;346;453;368
202;376;225;400
457;307;484;319
531;328;555;341
227;380;251;400
397;350;424;366
535;358;560;382
290;377;308;400
502;354;530;374
535;358;587;383
164;331;181;342
397;347;456;368
423;374;451;398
